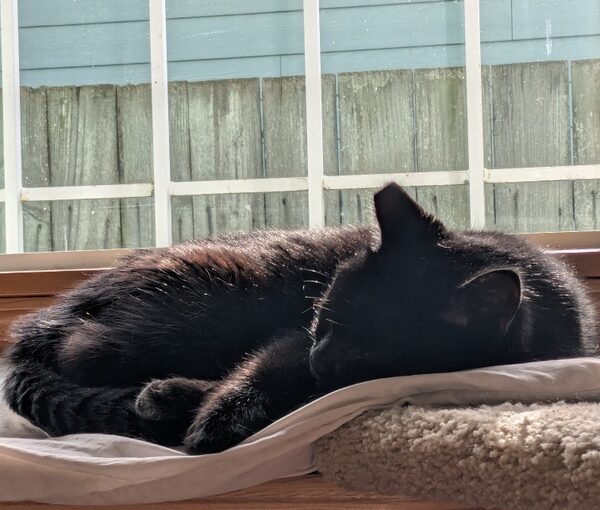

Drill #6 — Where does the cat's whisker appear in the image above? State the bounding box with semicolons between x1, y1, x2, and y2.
301;267;330;278
303;279;328;287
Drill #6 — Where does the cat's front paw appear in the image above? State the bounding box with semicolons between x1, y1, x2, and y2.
183;409;246;455
184;389;269;455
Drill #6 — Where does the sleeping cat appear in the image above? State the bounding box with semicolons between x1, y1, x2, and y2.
3;183;597;454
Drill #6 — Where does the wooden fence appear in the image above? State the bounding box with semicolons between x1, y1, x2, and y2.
3;58;600;252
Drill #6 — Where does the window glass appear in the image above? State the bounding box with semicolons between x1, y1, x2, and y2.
320;0;469;230
19;0;154;251
166;1;308;242
481;0;600;232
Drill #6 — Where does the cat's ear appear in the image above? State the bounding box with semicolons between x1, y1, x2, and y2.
441;269;522;337
373;183;445;247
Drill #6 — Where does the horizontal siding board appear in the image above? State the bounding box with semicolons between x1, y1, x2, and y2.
18;2;508;74
320;3;464;50
479;0;513;42
19;36;600;88
482;36;600;66
19;0;149;27
169;56;284;83
14;0;600;87
19;0;301;27
289;46;465;76
512;0;600;40
18;1;478;28
20;22;151;70
166;13;303;63
20;65;152;88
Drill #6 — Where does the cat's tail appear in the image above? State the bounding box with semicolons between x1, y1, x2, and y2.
2;357;143;438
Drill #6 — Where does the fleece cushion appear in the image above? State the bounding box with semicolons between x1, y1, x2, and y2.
316;402;600;510
1;357;600;505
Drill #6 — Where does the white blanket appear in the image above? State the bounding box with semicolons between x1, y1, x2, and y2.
1;357;600;505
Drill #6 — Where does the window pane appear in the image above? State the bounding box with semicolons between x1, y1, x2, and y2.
481;0;600;232
166;1;307;237
172;192;307;243
325;185;469;230
19;0;154;251
320;0;469;229
23;198;154;252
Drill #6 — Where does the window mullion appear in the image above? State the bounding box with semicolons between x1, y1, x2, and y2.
149;0;172;247
464;0;486;229
1;0;23;253
303;0;325;229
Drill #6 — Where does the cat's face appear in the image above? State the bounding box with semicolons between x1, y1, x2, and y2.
309;183;523;388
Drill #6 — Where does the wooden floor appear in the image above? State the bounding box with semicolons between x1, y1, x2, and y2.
1;475;480;510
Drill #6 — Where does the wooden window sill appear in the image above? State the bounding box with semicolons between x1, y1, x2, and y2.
2;474;481;509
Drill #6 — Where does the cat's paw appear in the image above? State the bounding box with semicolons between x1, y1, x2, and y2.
183;410;245;455
135;377;215;421
184;391;268;455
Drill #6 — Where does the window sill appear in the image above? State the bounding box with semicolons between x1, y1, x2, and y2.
0;231;599;273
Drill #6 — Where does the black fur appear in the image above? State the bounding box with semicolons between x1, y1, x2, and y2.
3;184;597;454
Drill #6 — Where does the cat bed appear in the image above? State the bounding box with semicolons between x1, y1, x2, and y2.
316;402;600;510
1;357;600;505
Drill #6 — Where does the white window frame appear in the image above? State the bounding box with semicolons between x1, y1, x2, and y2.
1;0;600;262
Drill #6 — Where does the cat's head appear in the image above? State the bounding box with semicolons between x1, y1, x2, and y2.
308;183;523;387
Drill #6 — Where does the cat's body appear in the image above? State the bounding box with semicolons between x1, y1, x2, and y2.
3;184;597;453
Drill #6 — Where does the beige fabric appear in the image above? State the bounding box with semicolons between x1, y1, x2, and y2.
2;357;600;505
316;402;600;510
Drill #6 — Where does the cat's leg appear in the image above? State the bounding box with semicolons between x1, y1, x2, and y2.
184;330;319;455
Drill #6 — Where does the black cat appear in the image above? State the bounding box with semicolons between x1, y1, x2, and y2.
3;184;597;454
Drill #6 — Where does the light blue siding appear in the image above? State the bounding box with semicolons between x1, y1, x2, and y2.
14;0;600;87
20;22;151;69
482;36;600;66
512;0;600;40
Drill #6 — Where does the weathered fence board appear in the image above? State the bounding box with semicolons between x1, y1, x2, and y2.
21;87;52;252
262;75;337;228
338;70;415;176
49;85;122;251
117;84;154;248
336;70;415;226
572;59;600;231
169;82;195;244
5;58;600;254
188;79;265;237
260;76;303;229
413;67;469;229
482;65;496;227
489;62;573;233
332;68;470;229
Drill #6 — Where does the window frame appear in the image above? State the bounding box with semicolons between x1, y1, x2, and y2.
0;0;599;266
